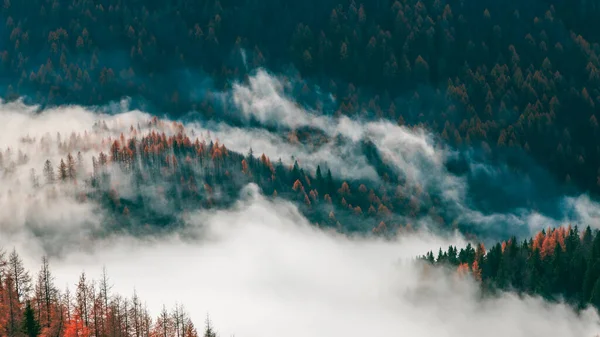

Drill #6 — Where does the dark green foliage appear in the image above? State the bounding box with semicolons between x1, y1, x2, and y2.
45;125;431;237
21;301;40;337
423;226;600;310
3;0;600;198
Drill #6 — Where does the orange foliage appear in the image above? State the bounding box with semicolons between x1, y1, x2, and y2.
304;193;311;207
368;205;376;215
372;221;387;234
475;243;486;260
292;179;304;192
457;263;470;277
309;189;318;201
554;227;567;250
64;313;91;337
530;227;570;258
377;204;391;216
472;261;482;281
241;159;249;174
338;182;350;195
541;234;557;258
532;231;545;251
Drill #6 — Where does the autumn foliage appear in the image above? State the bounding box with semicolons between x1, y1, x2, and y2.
0;248;213;337
424;225;600;310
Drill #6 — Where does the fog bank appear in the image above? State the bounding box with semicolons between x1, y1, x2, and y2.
29;185;600;337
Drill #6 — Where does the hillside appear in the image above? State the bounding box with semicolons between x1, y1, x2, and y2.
3;0;600;197
423;226;600;311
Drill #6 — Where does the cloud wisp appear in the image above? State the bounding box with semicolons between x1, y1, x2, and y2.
3;72;600;248
219;69;600;238
1;72;600;337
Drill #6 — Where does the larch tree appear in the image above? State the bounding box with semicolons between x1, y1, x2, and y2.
3;273;22;336
8;249;31;303
63;312;90;337
43;160;54;184
99;267;112;335
58;159;68;182
66;153;76;181
154;305;172;337
130;290;142;337
75;272;90;328
30;168;40;188
36;256;56;328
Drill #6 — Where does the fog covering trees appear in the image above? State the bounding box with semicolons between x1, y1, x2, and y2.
3;0;600;198
4;0;600;335
0;248;219;337
424;225;600;312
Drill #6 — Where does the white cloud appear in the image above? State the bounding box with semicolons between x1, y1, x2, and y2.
0;85;599;337
0;99;159;254
562;195;600;229
229;69;463;194
26;184;600;337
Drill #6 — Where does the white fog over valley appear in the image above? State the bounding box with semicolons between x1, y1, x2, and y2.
1;70;600;335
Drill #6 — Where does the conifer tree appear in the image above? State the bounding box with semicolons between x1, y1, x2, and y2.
22;301;40;337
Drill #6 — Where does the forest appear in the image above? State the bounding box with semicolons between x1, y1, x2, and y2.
4;0;600;335
423;226;600;312
3;0;600;197
0;248;218;337
22;117;441;237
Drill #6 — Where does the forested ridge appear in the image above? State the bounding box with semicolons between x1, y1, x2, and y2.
6;0;600;332
21;117;428;237
0;248;219;337
3;0;600;196
423;226;600;312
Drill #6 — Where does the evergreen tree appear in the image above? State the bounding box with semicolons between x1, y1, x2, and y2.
425;227;600;310
325;169;334;195
43;160;54;184
203;316;217;337
21;301;40;337
315;165;323;190
590;278;600;309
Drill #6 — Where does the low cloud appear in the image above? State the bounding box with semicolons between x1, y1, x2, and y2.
224;69;600;238
0;99;163;254
4;69;600;249
1;92;600;336
23;184;599;337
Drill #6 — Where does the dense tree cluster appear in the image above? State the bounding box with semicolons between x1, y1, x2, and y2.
3;0;600;196
0;248;218;337
21;118;438;236
423;225;600;311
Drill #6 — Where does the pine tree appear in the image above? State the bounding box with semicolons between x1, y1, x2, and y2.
315;165;323;190
58;159;68;182
590;278;600;309
326;169;334;194
22;301;41;337
43;160;54;184
203;316;217;337
66;153;76;181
